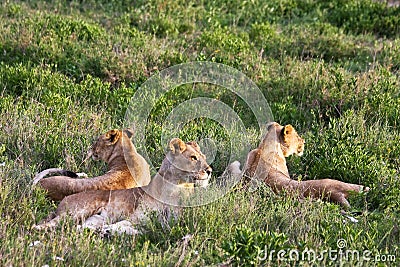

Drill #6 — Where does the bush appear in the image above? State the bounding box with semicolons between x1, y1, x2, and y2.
222;226;294;266
322;0;400;38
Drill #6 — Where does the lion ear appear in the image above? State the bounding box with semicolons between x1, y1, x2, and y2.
282;124;294;137
169;138;186;154
123;128;134;139
187;141;199;149
106;129;122;145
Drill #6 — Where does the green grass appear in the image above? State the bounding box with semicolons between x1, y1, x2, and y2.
0;0;399;266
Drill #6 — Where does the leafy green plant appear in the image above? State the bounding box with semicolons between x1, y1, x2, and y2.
222;225;294;266
0;143;6;164
322;0;400;38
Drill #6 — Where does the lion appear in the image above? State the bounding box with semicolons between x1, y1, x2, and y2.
33;138;213;235
33;129;151;201
244;122;369;208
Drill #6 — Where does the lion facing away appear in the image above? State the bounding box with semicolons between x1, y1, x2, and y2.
33;138;212;235
245;122;369;208
33;129;151;201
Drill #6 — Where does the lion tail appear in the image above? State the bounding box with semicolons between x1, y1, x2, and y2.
360;185;370;192
32;168;79;186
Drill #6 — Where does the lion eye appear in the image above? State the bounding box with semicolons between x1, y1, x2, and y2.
190;156;197;161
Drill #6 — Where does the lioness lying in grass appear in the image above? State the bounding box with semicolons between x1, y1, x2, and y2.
33;129;151;201
245;122;369;208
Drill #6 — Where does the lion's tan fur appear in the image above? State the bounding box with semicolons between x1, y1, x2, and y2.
34;129;151;201
245;122;369;208
33;138;212;235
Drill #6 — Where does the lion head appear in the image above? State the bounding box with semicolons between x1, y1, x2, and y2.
90;129;133;162
267;122;304;157
158;138;212;188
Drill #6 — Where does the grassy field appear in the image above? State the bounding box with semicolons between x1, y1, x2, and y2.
0;0;399;266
